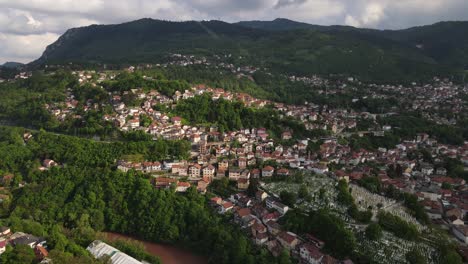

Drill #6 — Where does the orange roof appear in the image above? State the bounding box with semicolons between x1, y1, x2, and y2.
35;245;48;257
177;182;191;187
237;208;251;217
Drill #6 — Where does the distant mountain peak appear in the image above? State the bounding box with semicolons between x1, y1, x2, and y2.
1;62;24;69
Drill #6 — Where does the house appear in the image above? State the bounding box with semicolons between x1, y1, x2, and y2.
421;164;434;175
0;239;6;254
143;162;161;173
1;174;13;186
281;131;292;140
305;234;325;249
203;165;216;179
42;159;57;168
235;208;251;223
11;233;46;248
176;182;191;193
240;169;251;179
453;225;468;244
277;231;299;250
34;245;49;260
210;197;223;205
154;177;177;189
251;169;261;178
256;190;268;201
251;221;268;237
254;232;269;245
300;243;324;264
128;119;140;129
262;166;275;177
229;169;241;181
233;192;250;204
197;180;208;194
189;164;201;178
334;170;349;182
446;208;463;219
447;216;464;225
23;132;33;141
266;198;289;215
237;178;250;190
218;160;229;170
216;169;226;179
0;226;10;236
265;220;282;235
238;158;247;169
220;202;234;214
277;168;290;177
171;116;182;125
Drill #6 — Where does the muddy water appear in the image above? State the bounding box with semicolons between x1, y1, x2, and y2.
103;232;208;264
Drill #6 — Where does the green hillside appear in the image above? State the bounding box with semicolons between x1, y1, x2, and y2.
33;18;465;82
238;19;468;70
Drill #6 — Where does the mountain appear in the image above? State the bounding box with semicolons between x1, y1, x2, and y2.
35;19;263;64
33;18;466;81
1;61;24;69
237;19;468;70
236;18;317;31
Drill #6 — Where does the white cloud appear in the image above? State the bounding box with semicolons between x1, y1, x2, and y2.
0;32;59;63
0;0;468;63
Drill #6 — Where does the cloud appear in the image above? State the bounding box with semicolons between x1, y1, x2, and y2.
0;32;59;63
0;0;468;64
274;0;307;9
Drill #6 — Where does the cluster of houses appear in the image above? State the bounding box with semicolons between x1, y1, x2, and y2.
210;192;352;264
326;134;468;247
40;64;468;258
0;226;49;262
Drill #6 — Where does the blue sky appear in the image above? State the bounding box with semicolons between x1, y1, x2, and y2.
1;0;468;64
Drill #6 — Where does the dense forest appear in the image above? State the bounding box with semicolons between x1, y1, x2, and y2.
0;126;286;264
174;94;325;139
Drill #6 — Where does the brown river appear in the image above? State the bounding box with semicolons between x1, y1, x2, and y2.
103;232;208;264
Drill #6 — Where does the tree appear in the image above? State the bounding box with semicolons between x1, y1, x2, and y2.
405;249;427;264
337;180;354;206
280;191;297;207
440;251;463;264
247;179;259;197
278;249;292;264
1;245;36;264
298;185;308;199
442;182;452;190
365;223;382;240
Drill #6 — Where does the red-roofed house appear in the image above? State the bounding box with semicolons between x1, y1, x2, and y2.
220;202;234;214
34;245;48;260
300;243;324;264
171;116;182;125
277;168;290;176
176;182;191;192
262;166;275;177
278;231;299;250
0;238;6;254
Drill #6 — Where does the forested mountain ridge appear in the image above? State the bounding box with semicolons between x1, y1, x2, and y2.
237;19;468;70
32;18;467;82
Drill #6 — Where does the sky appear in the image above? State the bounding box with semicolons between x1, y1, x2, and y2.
1;0;468;64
